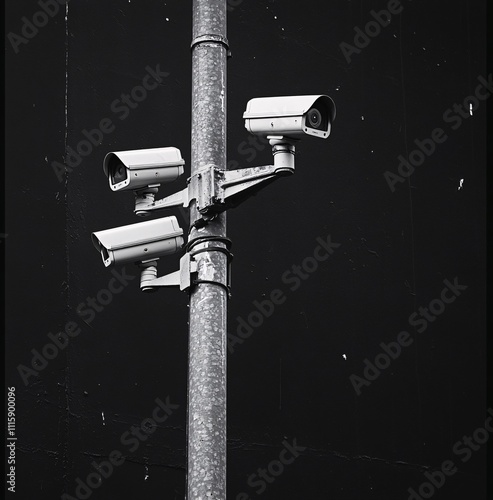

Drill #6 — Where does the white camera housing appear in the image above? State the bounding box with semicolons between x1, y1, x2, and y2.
103;147;185;192
92;216;184;267
243;95;336;140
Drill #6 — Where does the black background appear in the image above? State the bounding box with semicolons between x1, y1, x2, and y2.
4;0;488;499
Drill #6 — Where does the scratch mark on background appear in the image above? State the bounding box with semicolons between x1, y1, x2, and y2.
279;358;282;411
398;12;422;444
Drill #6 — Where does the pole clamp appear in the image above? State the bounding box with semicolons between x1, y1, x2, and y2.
139;237;233;297
191;34;231;56
187;236;233;297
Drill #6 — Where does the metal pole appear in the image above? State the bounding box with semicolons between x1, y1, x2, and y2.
188;1;228;498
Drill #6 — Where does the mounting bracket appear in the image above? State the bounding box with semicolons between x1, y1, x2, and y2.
139;243;233;296
133;138;296;221
136;163;293;216
140;253;198;292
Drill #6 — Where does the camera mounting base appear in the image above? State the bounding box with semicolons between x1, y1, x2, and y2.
267;135;297;170
134;186;159;217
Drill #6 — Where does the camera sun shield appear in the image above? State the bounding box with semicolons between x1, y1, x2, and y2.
103;147;185;192
243;95;336;139
91;216;184;267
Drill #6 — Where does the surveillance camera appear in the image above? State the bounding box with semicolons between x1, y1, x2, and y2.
92;216;184;267
103;147;185;192
243;95;336;140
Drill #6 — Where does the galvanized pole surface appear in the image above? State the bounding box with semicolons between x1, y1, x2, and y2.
188;1;228;498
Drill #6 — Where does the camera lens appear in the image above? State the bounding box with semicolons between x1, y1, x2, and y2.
110;162;128;185
307;108;322;128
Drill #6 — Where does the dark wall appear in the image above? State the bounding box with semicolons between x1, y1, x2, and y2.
5;1;487;499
